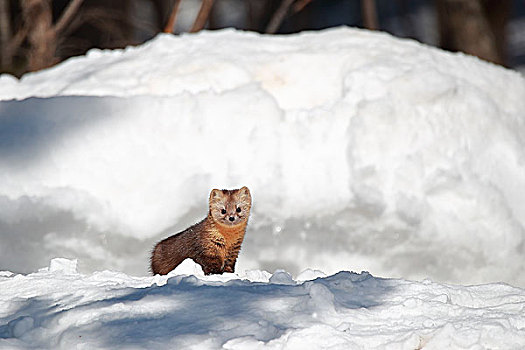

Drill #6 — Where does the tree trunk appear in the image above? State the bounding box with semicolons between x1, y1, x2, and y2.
265;0;294;34
361;0;378;30
22;0;57;71
190;0;216;33
483;0;510;66
436;0;506;65
0;0;12;68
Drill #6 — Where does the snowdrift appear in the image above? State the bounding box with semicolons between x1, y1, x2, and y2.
1;28;525;287
0;258;524;349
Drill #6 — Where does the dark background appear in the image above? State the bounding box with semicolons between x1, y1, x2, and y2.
1;0;524;77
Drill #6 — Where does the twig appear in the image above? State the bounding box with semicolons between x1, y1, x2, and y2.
163;0;182;33
361;0;378;30
55;0;85;35
265;0;295;34
190;0;215;33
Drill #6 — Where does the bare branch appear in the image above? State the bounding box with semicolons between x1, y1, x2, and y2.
292;0;314;13
361;0;378;30
5;24;30;68
265;0;295;34
190;0;215;33
163;0;182;33
54;0;85;35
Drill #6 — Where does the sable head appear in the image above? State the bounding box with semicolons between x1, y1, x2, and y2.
209;186;252;227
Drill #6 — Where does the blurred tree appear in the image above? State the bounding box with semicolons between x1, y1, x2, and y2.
0;0;521;76
246;0;281;33
0;0;12;68
436;0;511;65
361;0;378;30
21;0;85;71
190;0;215;32
163;0;182;33
1;0;143;76
266;0;295;33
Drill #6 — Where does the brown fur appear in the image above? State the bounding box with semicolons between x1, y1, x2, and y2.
150;186;251;275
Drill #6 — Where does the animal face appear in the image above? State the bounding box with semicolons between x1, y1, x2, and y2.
209;186;252;226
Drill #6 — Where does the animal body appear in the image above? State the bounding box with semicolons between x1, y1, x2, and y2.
150;186;251;275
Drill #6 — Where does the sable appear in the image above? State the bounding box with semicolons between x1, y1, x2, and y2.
150;186;251;275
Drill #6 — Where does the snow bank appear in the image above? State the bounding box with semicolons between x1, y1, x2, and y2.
1;28;525;286
0;259;524;349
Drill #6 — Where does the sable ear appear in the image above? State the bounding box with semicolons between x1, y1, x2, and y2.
210;189;221;201
239;186;251;202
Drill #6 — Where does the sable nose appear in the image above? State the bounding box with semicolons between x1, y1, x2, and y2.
229;216;235;222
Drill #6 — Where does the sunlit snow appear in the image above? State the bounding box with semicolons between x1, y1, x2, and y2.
1;28;524;286
1;258;524;349
1;27;525;349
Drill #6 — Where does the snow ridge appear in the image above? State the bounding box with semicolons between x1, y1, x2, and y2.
1;259;524;349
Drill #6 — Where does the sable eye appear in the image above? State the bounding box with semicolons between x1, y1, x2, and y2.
221;209;226;215
236;207;241;213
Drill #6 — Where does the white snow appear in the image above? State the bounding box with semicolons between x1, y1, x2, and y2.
1;27;525;287
0;258;524;349
1;25;525;348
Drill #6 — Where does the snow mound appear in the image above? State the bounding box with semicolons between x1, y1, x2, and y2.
1;28;525;287
0;259;524;349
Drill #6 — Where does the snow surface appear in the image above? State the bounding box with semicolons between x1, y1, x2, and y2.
0;258;524;349
1;27;525;289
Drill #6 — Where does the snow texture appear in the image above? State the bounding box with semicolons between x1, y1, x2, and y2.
0;258;524;349
1;28;525;289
